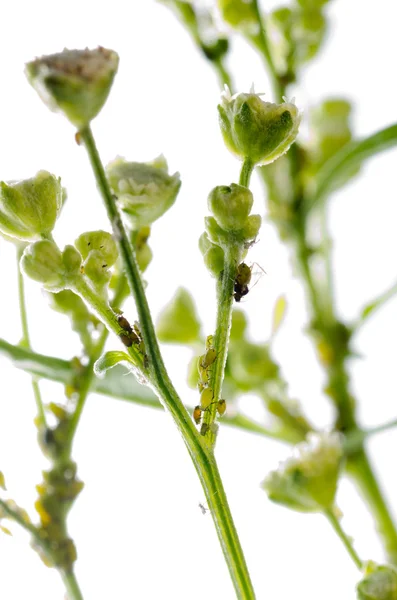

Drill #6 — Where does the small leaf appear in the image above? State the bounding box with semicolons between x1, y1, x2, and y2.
0;471;6;491
307;122;397;212
272;295;287;335
94;351;135;377
0;525;12;536
156;288;201;345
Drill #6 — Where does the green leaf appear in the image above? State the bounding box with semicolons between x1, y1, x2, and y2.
272;295;287;335
94;350;135;377
359;279;397;324
156;287;201;344
0;337;158;407
0;472;6;491
307;123;397;212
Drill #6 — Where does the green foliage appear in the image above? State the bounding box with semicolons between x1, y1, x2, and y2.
156;287;201;344
94;350;136;377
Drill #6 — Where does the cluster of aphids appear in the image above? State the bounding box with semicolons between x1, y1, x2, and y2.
117;314;148;367
194;335;226;435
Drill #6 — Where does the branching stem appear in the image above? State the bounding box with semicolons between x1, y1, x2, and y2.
79;125;255;599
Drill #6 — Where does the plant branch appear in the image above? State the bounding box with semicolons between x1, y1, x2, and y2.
347;450;397;564
250;0;283;102
78;124;256;598
16;246;46;427
67;277;128;444
325;507;363;571
204;245;243;446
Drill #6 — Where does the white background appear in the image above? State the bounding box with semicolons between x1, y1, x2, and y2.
0;0;397;598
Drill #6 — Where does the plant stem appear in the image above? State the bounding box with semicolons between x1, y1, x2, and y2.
0;499;84;599
204;245;242;446
214;59;233;91
347;450;397;564
325;507;363;571
293;217;397;563
251;0;283;102
239;157;254;187
60;570;84;600
16;246;46;426
67;277;128;444
79;125;255;598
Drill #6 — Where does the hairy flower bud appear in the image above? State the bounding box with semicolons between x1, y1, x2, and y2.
75;230;118;293
262;431;343;512
106;155;181;229
218;86;301;165
0;171;63;241
199;232;225;277
26;47;119;129
357;563;397;600
21;240;81;292
208;184;253;232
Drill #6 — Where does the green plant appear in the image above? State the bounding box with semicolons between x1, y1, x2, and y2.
1;1;397;599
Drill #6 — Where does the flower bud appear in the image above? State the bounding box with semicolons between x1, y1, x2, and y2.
241;214;261;241
218;86;301;165
199;232;225;277
26;47;119;129
75;230;118;292
21;240;81;292
262;432;343;512
357;564;397;600
106;155;181;229
208;184;253;232
156;287;201;344
0;171;63;241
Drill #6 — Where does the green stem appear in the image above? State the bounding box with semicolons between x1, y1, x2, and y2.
204;245;242;446
214;59;233;91
347;450;397;564
79;125;255;599
16;246;46;427
67;278;128;444
60;570;84;600
325;507;363;571
0;499;85;600
239;157;254;187
251;0;283;102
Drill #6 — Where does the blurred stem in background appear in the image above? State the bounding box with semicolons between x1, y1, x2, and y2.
160;0;397;566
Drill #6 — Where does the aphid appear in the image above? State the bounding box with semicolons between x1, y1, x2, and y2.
217;399;226;416
234;262;252;302
119;333;134;347
117;315;133;333
233;262;265;302
205;335;214;350
193;405;202;425
200;422;209;436
200;388;213;410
